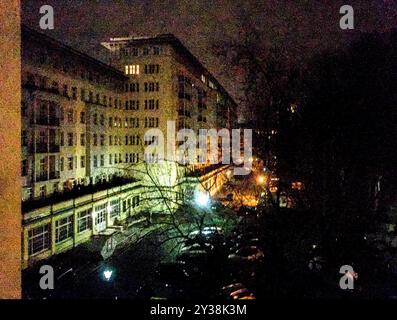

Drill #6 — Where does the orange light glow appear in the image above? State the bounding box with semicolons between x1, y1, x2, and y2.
257;175;266;184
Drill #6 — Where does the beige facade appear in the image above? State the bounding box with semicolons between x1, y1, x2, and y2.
22;26;131;201
101;34;237;169
21;27;237;268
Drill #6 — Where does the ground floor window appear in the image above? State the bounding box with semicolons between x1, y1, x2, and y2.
55;216;73;243
28;224;50;256
77;209;92;233
110;199;120;218
95;204;107;225
132;196;140;208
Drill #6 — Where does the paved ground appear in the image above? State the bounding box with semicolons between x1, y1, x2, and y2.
23;229;168;299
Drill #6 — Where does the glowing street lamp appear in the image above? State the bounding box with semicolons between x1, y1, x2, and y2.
195;191;210;207
103;269;113;281
257;175;266;185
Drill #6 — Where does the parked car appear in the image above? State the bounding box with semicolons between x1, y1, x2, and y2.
180;242;213;254
177;249;209;266
228;246;264;263
229;238;260;253
230;288;256;300
185;227;225;247
235;232;261;243
221;283;246;296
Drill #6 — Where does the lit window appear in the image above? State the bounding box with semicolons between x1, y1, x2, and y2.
126;65;139;75
110;199;120;218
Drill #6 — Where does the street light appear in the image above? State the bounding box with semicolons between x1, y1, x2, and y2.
103;269;113;281
195;191;210;207
257;175;266;185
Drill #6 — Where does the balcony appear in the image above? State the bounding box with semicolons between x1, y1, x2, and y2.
22;83;69;100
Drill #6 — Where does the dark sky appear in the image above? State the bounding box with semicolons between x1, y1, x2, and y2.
22;0;397;119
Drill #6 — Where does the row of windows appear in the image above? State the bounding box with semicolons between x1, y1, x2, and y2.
59;152;142;171
178;74;211;102
93;153;140;167
125;100;140;110
144;117;159;128
26;115;159;148
111;45;162;57
124;82;160;92
80;89;123;108
60;156;80;171
60;132;76;147
124;99;160;110
27;195;140;256
26;77;124;109
145;99;159;110
125;135;141;146
126;82;140;92
24;73;123;98
144;64;160;74
108;117;159;128
145;82;160;92
125;65;140;75
124;63;164;74
60;131;144;148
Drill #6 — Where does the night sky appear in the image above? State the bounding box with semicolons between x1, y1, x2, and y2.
22;0;397;119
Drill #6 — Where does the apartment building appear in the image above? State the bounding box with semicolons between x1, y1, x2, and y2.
21;26;136;201
101;33;237;170
21;26;236;268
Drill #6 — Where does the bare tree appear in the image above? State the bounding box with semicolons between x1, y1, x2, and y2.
103;137;238;255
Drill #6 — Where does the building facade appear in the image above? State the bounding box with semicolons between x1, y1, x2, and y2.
101;33;237;169
21;26;237;268
22;26;132;201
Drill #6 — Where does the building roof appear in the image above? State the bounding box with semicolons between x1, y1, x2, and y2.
102;33;237;106
21;24;127;79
